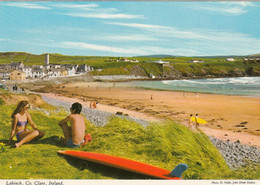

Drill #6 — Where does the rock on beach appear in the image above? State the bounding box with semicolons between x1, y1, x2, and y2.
209;136;260;169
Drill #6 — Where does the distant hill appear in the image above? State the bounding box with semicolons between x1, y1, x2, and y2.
247;54;260;58
136;53;260;58
1;52;260;58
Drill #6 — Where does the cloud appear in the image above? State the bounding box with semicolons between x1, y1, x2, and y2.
107;22;209;40
56;2;144;19
196;6;247;15
106;21;260;56
220;2;256;7
192;2;257;15
58;41;194;56
65;12;144;19
107;21;260;44
59;41;142;55
108;22;169;30
100;34;158;41
0;38;9;42
52;3;99;9
4;2;51;10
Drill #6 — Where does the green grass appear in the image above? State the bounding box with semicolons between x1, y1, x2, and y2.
0;97;259;179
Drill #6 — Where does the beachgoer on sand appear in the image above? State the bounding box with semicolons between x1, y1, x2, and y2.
7;101;45;148
188;114;193;129
58;102;91;148
93;101;97;109
195;113;199;130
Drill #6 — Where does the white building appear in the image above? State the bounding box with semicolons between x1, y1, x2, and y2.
154;59;170;64
46;69;61;77
32;69;45;78
23;66;33;78
188;60;204;63
227;58;235;61
66;66;76;76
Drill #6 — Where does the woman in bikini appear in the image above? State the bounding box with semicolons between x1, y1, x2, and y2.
7;100;45;148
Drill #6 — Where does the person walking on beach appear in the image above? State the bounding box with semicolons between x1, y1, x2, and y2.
188;114;193;129
195;113;199;130
58;102;90;148
7;101;45;148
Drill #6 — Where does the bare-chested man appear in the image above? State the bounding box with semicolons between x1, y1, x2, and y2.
58;102;86;148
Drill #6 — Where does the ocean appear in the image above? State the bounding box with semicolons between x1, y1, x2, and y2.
129;76;260;97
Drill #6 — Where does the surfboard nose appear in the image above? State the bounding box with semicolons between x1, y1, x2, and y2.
169;163;188;178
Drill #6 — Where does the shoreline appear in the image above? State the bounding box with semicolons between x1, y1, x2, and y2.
35;91;260;148
122;85;260;99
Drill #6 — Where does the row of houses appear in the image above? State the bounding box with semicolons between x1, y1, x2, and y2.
0;61;94;80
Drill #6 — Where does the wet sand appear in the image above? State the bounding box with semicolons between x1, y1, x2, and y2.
36;81;260;147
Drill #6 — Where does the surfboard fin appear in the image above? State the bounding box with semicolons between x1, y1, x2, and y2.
169;163;188;179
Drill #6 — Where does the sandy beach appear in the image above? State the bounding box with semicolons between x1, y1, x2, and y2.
36;81;260;147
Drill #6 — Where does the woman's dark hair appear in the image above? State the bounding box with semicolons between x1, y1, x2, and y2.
11;100;29;118
71;102;82;114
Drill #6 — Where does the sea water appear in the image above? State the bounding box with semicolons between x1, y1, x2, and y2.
130;76;260;97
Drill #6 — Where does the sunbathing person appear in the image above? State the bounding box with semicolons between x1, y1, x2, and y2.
58;102;90;148
7;100;45;148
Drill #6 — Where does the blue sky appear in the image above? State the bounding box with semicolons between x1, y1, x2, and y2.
0;1;259;56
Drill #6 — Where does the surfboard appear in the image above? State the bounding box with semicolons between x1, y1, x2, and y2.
58;150;188;180
191;117;207;124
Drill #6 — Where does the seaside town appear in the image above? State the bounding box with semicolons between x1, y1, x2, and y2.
1;53;259;82
0;54;94;81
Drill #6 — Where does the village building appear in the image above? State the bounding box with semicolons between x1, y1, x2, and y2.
130;59;139;63
66;66;76;76
188;59;204;63
10;62;24;70
117;58;139;63
10;70;26;81
60;68;68;76
153;59;170;64
226;58;235;61
77;64;93;74
32;69;45;78
0;68;12;79
49;64;61;69
46;68;61;77
23;65;33;78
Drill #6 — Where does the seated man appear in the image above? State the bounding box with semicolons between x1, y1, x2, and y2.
58;102;86;148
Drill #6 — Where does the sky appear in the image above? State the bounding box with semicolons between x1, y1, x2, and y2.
0;1;260;57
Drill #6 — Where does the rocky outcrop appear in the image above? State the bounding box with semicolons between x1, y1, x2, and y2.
209;137;260;169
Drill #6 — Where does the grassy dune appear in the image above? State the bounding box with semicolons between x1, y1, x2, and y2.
0;94;259;179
